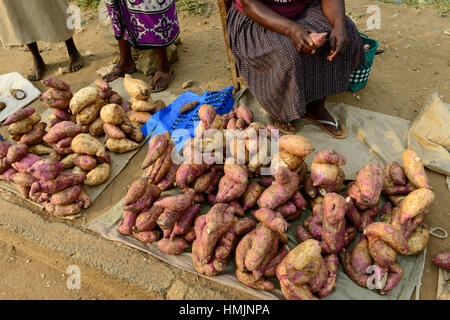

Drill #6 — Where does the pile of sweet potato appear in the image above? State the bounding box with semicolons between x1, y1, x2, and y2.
0;140;91;217
116;103;438;300
124;74;166;124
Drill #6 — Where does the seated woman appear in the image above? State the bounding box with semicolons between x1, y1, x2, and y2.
103;0;179;92
227;0;365;138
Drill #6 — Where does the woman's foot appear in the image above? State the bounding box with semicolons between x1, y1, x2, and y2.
69;51;83;72
102;61;136;83
304;99;345;138
28;57;46;81
151;69;173;92
273;120;296;133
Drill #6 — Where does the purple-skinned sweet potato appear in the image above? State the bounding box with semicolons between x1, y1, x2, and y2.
399;188;435;224
432;252;450;270
133;205;164;232
73;155;98;171
123;184;161;212
50;185;82;206
133;230;161;243
242;181;264;210
41;77;70;91
43;121;82;144
36;173;86;194
27;158;64;181
314;150;346;166
323;193;346;225
142;131;170;169
118;211;138;235
153;188;195;212
45;201;83;217
311;162;338;187
6;143;29;164
171;204;201;238
364;222;409;255
19;122;47;146
279;135;314;158
317;254;338;298
3;107;35;125
258;168;299;209
216;175;247;203
10;172;36;187
124;178;148;206
252;208;289;233
11;153;41;173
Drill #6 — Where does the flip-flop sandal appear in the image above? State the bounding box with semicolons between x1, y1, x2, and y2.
304;115;348;139
273;121;296;135
103;66;137;81
151;70;175;93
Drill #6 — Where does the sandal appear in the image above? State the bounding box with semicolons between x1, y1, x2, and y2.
304;115;348;139
151;69;175;93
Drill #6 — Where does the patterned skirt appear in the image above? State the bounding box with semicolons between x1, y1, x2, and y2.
105;0;180;49
227;1;366;123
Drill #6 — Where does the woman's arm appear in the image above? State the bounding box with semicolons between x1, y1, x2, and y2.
241;0;316;54
321;0;349;61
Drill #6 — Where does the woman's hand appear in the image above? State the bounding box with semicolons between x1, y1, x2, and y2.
288;23;317;55
327;24;349;61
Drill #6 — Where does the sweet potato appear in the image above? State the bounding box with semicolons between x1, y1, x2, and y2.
129;124;144;143
242;181;265;210
89;117;105;136
314;150;346;165
179;101;200;114
402;149;430;189
258;169;299;209
76;99;107;126
158;237;190;255
323;193;346;225
3;107;35;125
130;97;156;112
71;133;105;157
11;153;42;174
279;135;314;157
106;138;139;153
157;163;179;191
198;104;216;124
41;77;70;91
142;131;171;169
100;104;125;125
171;204;201;238
124;74;150;100
253;208;289;233
44;121;83;144
6;143;29;164
28;159;63;181
406;224;429;255
310;162;338;187
45;201;83;217
94;79;110;92
70;87;99;115
53;109;72;121
19;122;46;146
133;230;161;243
123;184;161;212
102;123;126;139
175;163;205;189
235;106;253;125
83;163;110;186
0;167;17;181
399;188;434;224
99;89;113;101
8;113;41;135
364;222;409;255
356;164;384;205
432;252;450;270
73;155;97;171
36;173;86;194
216;175;247;203
10;172;35;187
154;189;195;212
274;150;304;172
309;32;327;48
50;185;82;206
125;110;151;124
134;206;164;232
118;211;138;235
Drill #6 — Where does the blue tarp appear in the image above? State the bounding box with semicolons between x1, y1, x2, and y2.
141;86;234;153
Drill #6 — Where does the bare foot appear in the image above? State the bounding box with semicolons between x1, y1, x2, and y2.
28;58;46;81
273;120;296;133
102;62;136;83
69;51;83;73
151;70;173;92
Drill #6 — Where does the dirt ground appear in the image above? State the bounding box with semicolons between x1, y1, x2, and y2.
0;0;448;300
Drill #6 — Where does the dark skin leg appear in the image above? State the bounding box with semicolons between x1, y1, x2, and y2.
65;37;83;72
27;42;46;81
151;47;172;92
103;38;136;83
304;98;344;136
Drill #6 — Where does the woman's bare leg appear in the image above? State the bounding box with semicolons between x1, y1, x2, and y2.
65;37;83;72
151;47;172;92
27;42;46;81
103;38;136;82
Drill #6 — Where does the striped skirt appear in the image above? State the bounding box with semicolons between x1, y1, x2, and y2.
227;1;365;123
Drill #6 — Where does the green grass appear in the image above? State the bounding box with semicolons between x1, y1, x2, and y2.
377;0;448;14
176;0;211;16
75;0;101;9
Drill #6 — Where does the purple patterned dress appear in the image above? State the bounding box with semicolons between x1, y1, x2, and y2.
105;0;180;49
